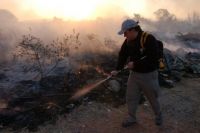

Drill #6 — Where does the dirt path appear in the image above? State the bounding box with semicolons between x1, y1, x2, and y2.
4;78;200;133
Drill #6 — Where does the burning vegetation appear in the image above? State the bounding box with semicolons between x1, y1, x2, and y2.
0;30;200;132
0;8;200;132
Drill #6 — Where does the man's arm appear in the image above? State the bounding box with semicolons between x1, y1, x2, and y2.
116;39;129;70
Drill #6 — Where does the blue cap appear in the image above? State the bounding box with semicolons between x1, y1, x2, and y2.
118;19;139;35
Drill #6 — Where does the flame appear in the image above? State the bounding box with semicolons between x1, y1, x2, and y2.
0;100;8;109
95;66;110;76
70;65;112;100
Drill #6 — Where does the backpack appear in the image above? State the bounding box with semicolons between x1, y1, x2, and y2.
140;32;165;70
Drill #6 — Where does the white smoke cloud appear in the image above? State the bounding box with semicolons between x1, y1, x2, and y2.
0;9;124;63
0;7;200;63
1;0;200;21
0;9;21;63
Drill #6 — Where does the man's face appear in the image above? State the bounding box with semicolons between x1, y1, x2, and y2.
124;29;138;41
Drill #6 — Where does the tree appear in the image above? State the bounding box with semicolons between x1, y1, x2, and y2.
154;9;176;21
14;31;81;79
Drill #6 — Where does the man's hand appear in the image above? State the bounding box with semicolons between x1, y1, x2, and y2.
111;70;119;76
127;61;134;69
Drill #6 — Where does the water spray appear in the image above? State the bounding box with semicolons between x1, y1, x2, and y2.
69;56;147;101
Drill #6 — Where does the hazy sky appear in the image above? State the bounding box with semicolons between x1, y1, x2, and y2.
0;0;199;20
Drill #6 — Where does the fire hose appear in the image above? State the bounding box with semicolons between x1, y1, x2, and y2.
70;56;147;101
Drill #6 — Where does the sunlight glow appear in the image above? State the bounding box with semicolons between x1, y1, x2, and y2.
122;0;146;15
21;0;103;20
20;0;147;20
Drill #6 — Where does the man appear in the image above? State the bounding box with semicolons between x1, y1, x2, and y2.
111;19;162;127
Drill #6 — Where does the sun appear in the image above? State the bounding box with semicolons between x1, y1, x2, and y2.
22;0;102;20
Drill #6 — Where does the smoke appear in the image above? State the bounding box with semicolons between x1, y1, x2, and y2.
1;0;200;20
140;0;200;19
0;9;21;63
0;1;199;104
131;9;200;53
0;5;199;89
0;9;122;63
0;7;200;64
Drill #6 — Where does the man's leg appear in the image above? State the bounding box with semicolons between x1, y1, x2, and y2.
138;71;162;125
123;72;141;127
